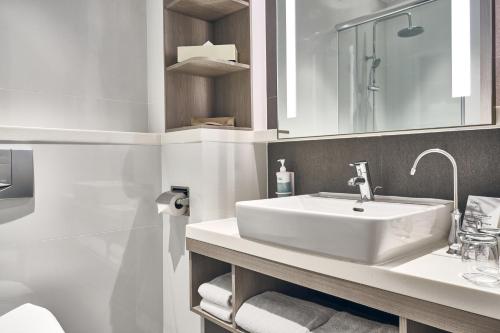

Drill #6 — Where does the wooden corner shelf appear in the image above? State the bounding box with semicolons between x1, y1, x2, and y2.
165;125;252;132
166;57;250;77
166;0;249;21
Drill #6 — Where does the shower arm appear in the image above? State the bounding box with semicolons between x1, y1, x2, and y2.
370;12;413;61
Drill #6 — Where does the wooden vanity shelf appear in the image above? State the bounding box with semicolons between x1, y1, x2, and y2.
166;57;249;77
163;0;252;131
187;238;500;333
166;0;249;21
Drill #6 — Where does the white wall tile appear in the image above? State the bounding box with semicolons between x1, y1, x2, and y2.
147;0;166;133
0;144;162;246
0;0;148;131
0;143;163;333
0;226;163;333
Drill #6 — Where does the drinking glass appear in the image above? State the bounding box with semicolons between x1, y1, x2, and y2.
460;233;500;287
479;228;500;258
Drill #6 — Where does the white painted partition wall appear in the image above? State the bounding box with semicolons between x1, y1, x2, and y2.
162;140;268;333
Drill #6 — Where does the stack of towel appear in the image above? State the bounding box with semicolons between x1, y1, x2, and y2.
235;291;398;333
197;273;233;323
313;312;398;333
235;291;335;333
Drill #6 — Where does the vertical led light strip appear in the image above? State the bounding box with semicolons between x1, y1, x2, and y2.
452;0;471;98
286;0;297;118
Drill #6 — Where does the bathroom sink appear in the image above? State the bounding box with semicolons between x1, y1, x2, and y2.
236;193;453;264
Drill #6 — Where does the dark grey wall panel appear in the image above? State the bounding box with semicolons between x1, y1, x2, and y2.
268;128;500;211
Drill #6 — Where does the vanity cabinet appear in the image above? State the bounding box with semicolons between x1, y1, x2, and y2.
187;238;500;333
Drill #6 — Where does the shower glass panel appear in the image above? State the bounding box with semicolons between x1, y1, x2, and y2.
277;0;394;138
338;0;463;134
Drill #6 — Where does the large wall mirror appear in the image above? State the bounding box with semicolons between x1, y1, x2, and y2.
276;0;494;139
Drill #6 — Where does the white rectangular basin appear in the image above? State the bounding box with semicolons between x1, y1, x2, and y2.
236;193;453;264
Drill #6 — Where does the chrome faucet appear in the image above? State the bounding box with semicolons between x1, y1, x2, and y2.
410;149;462;255
348;161;375;201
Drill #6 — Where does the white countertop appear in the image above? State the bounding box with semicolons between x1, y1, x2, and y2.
186;218;500;320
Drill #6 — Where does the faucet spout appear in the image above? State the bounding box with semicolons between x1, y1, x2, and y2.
410;148;461;255
410;148;458;210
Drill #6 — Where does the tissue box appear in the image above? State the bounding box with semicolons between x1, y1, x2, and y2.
178;43;238;62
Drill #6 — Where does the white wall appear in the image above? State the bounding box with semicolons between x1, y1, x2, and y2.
147;0;166;133
162;141;268;333
0;0;149;132
0;143;163;333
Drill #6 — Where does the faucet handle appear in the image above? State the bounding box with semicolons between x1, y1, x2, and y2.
373;186;383;194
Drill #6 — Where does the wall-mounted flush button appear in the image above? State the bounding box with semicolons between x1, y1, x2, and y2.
0;149;33;199
0;150;12;189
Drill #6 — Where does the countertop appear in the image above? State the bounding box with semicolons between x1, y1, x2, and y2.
186;218;500;320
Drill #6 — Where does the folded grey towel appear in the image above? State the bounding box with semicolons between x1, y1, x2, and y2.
198;273;232;307
312;312;398;333
235;291;336;333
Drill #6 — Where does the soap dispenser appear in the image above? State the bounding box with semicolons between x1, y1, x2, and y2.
276;159;294;197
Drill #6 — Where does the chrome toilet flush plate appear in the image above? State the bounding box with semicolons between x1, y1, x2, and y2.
0;149;34;199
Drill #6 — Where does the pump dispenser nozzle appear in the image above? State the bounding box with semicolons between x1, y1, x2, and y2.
277;159;286;172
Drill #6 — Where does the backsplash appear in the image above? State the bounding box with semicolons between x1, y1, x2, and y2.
268;128;500;211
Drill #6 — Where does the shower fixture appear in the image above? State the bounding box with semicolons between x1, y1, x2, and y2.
396;13;425;38
335;0;432;131
367;12;424;94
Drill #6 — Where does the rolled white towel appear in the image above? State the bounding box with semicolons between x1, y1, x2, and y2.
312;312;398;333
235;291;336;333
200;299;233;323
198;272;232;307
0;303;65;333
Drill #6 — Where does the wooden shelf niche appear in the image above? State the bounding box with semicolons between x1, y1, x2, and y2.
167;57;249;77
164;0;251;131
166;0;249;21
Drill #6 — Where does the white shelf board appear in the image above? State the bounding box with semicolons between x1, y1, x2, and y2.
0;126;161;145
162;128;277;144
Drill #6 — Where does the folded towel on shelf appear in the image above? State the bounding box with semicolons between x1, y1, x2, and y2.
198;272;232;307
200;299;233;323
312;312;398;333
235;291;336;333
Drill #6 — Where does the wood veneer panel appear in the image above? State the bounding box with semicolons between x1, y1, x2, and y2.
165;0;249;22
164;9;213;67
214;71;251;127
232;266;290;316
189;252;231;308
214;9;250;64
167;57;249;77
213;8;251;128
164;10;215;129
187;239;500;333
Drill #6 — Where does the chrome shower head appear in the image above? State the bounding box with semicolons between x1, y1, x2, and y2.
398;25;424;38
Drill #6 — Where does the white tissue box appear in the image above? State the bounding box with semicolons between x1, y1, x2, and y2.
178;42;238;62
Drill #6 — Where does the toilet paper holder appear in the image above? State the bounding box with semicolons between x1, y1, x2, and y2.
156;186;190;216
